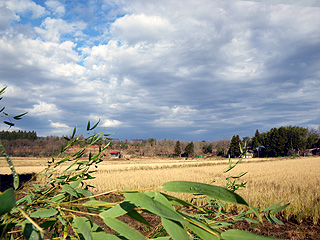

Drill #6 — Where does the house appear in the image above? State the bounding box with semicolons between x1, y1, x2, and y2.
244;150;254;158
304;148;320;156
110;151;121;159
254;146;267;158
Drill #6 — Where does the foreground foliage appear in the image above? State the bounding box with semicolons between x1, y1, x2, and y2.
1;126;288;239
0;87;288;239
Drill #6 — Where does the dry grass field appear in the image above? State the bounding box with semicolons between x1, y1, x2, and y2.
1;156;320;223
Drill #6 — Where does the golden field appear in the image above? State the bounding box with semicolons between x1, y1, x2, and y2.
1;156;320;223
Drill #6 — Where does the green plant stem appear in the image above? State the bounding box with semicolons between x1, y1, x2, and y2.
0;138;19;189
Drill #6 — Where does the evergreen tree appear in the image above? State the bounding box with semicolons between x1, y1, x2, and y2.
251;129;261;149
202;143;213;154
228;135;241;158
184;142;194;157
174;140;181;157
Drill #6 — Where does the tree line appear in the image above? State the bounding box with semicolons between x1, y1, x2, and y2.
228;126;320;158
1;125;319;158
0;132;67;157
0;130;37;141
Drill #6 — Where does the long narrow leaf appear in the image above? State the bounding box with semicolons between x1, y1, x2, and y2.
30;208;58;218
162;218;191;240
101;217;147;240
100;201;136;218
161;181;248;205
71;125;77;139
89;119;100;131
270;203;290;214
182;216;219;240
124;192;187;224
13;112;27;120
221;229;280;239
3;121;14;126
73;217;93;240
0;188;16;215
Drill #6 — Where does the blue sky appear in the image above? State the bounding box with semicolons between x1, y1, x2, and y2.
0;0;319;141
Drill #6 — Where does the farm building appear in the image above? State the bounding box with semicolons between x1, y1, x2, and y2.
110;151;121;159
244;150;254;158
304;148;320;156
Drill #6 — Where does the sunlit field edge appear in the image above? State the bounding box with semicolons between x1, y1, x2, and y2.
1;156;319;223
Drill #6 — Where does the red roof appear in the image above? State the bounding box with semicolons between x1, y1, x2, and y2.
110;151;120;154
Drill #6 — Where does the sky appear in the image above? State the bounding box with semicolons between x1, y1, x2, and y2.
0;0;319;141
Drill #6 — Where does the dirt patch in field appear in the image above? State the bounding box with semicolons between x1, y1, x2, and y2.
95;194;320;240
233;217;320;240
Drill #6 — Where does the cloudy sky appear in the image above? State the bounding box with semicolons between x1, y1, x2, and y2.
0;0;319;141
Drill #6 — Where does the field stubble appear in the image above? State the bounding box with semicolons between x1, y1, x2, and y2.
1;156;320;223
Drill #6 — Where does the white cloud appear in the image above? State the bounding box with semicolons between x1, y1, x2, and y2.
45;0;65;17
101;119;122;127
29;101;60;116
111;14;174;45
50;121;69;128
153;106;196;127
35;17;86;42
0;34;85;82
0;4;19;30
5;0;47;18
49;121;72;135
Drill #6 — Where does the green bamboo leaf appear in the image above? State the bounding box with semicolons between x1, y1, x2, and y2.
73;217;93;240
183;219;219;240
12;112;27;120
87;120;91;131
154;191;175;210
89;131;104;146
61;184;78;197
23;223;39;240
270;203;289;214
92;232;122;240
84;200;115;208
49;194;66;203
70;178;83;189
0;86;6;95
263;202;282;212
101;217;147;240
89;119;100;131
57;157;69;164
265;213;275;224
16;195;32;206
39;219;57;230
231;172;247;179
269;214;284;225
30;208;58;218
13;174;19;190
76;188;93;197
243;217;260;223
160;192;204;212
161;218;191;240
71;125;77;139
161;181;248;205
127;209;152;227
239;142;243;154
124;192;187;224
221;229;280;239
0;188;16;215
3;121;14;126
100;201;136;218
